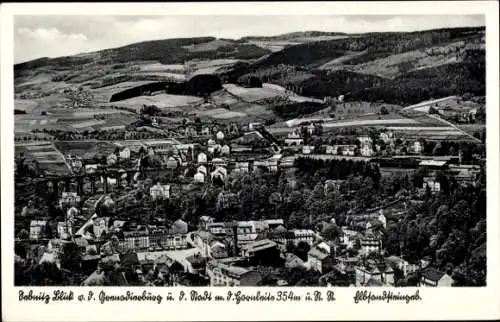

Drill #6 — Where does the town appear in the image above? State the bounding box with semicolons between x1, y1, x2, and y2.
13;25;486;288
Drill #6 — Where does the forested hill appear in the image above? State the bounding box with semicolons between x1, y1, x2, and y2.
14;37;271;72
222;26;485;105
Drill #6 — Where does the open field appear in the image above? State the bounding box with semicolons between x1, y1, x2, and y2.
55;141;118;159
103;94;203;111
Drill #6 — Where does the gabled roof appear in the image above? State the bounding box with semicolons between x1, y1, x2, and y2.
421;267;447;281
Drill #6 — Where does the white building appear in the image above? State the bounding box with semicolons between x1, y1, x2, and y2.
221;145;230;156
197;152;208;164
194;172;205;183
150;183;170;200
284;131;304;146
119;147;131;159
302;145;315;155
216;131;225;141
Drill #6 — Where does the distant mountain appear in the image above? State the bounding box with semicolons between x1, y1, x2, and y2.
14;37;271;72
240;31;348;42
222;26;486;105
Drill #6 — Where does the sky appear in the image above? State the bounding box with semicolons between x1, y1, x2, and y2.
14;15;485;63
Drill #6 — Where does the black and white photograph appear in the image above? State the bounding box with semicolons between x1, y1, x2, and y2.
9;12;490;289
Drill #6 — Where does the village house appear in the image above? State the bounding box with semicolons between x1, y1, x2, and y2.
207;222;229;237
206;259;262;286
355;259;394;287
30;220;47;240
335;145;356;156
210;167;227;182
60;191;81;207
185;253;208;274
119;147;131;160
360;232;382;256
418;267;454;287
216;131;225;141
284;131;304;146
193;230;228;259
166;156;179;169
212;158;227;168
379;131;394;144
411;141;423;154
150;183;170;200
198;216;215;230
340;227;359;248
221;145;231;156
194;171;205;183
234;161;249;173
385;256;420;277
307;123;316;136
360;144;374;157
197;152;208;164
423;176;441;193
201;126;211;136
307;242;335;274
302;145;315;155
325;145;337;155
240;239;280;265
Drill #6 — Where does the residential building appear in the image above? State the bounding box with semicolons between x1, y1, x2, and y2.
170;219;188;235
418;267;454;287
284;131;304;146
197;152;208;164
302;145;315;155
360;145;374;157
121;231;150;252
150;183;170;200
234;161;249;173
216;131;225;141
412;141;423;154
119;147;131;160
60;192;81;207
221;145;230;156
385;256;419;277
423;177;441;193
308;242;335;273
360;232;382;255
325;145;337;155
212;158;227;168
355;260;394;286
92;217;109;239
240;239;279;264
194;171;205;183
30;220;47;240
57;221;72;239
206;259;262;286
192;230;228;259
198;216;215;231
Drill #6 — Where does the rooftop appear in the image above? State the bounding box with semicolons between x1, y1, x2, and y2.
421;267;447;281
419;160;448;167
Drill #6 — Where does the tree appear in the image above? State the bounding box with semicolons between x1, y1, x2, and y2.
380;106;389;115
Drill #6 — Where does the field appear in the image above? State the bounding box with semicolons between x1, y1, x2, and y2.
103;94;203;112
16;142;72;175
54;141;118;159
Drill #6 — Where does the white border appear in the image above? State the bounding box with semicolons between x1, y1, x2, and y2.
2;2;499;321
